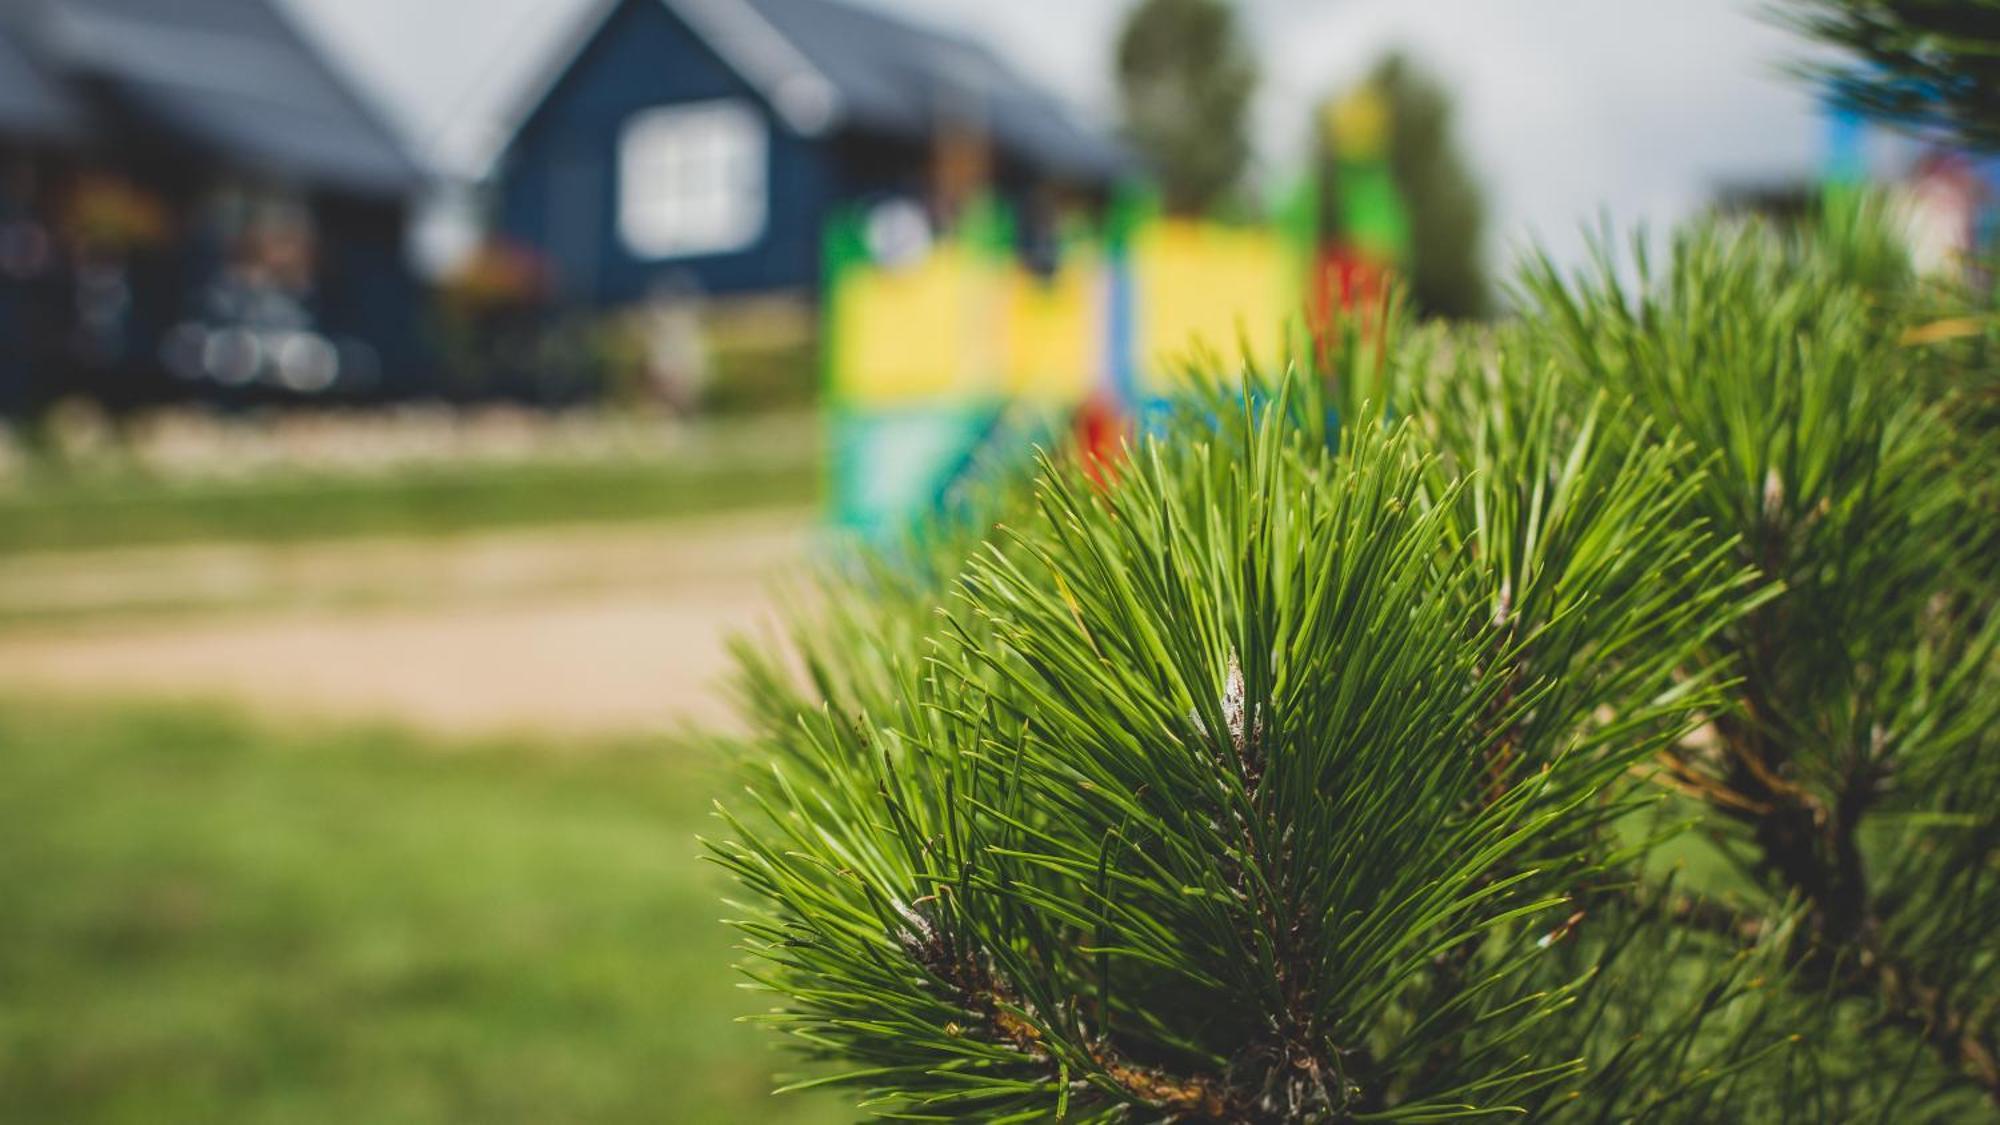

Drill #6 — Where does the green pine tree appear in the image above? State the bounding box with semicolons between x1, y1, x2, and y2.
1782;0;2000;153
1517;209;2000;1114
714;200;1999;1120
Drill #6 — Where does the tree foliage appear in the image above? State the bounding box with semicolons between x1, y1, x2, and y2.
713;202;1999;1120
1783;0;2000;152
1115;0;1259;216
1519;207;2000;1113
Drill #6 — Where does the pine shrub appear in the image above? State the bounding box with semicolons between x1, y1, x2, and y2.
713;208;1998;1121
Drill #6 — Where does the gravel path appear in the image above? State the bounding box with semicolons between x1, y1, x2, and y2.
0;512;818;737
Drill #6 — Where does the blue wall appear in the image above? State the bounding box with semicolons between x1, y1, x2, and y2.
496;0;839;305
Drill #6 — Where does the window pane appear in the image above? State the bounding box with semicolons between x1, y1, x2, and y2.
617;100;767;260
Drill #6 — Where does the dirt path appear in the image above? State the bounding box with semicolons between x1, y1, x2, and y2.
0;513;819;737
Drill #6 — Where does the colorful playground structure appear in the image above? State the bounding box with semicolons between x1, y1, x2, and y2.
826;86;1411;534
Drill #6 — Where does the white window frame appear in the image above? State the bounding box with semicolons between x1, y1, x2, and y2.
617;99;768;260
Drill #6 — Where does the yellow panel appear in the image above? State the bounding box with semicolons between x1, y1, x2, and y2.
1001;254;1102;403
831;246;1001;406
829;219;1299;409
1133;221;1291;397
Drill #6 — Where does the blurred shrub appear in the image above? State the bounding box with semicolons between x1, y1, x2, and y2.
699;297;818;416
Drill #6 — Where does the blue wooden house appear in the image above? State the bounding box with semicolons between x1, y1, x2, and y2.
494;0;1134;307
0;0;427;414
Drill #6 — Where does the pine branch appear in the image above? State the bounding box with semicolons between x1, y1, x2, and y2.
718;203;1997;1121
1522;204;2000;1113
893;897;1247;1120
1864;944;2000;1105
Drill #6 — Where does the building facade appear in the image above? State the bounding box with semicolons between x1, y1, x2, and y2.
493;0;1133;309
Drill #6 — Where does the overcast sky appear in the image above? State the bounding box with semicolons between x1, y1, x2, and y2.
285;0;1865;273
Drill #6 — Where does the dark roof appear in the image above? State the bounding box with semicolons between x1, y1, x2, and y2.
515;0;1134;185
0;20;82;139
735;0;1133;182
0;0;422;195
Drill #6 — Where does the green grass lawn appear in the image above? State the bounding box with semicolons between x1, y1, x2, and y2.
0;419;820;555
0;699;844;1124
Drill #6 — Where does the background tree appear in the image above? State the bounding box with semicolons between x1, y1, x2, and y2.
1783;0;2000;152
1318;52;1490;319
1114;0;1258;215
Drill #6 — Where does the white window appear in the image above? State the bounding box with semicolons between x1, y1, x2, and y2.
617;100;767;259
